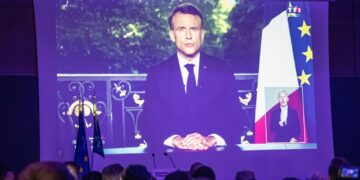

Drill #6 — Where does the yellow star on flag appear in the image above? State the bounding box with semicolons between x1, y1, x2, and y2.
298;70;312;86
298;20;311;37
302;45;313;62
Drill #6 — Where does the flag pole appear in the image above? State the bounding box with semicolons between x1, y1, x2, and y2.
90;93;95;171
90;92;105;170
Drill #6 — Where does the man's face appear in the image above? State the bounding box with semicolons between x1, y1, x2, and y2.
169;12;205;60
278;91;289;107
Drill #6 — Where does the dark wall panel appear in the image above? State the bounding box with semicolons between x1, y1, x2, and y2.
355;0;360;18
0;76;39;174
329;0;354;18
0;0;32;6
0;5;37;75
355;18;360;77
329;0;360;77
329;17;355;77
330;78;360;166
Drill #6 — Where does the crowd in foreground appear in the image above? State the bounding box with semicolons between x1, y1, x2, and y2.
0;156;356;180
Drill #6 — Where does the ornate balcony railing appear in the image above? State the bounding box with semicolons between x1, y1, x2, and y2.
57;73;258;152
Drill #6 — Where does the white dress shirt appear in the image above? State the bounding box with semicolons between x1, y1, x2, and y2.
279;106;288;127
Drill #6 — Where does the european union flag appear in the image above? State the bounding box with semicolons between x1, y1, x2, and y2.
92;95;104;157
287;1;316;143
74;99;90;176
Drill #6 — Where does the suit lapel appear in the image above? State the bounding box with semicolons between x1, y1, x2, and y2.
197;53;212;108
198;53;210;94
168;54;186;96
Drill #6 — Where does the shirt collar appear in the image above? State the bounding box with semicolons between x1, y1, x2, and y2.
280;105;288;111
177;52;200;68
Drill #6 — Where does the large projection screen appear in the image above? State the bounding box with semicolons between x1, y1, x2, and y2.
34;0;333;179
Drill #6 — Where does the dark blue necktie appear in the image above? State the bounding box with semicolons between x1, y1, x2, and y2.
185;64;196;95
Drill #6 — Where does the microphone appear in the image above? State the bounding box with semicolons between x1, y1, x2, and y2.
152;153;157;169
163;152;176;169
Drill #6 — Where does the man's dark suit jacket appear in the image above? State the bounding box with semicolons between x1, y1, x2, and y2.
141;53;243;151
269;106;301;142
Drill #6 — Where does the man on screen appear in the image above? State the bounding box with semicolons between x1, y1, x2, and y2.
142;3;243;151
270;90;301;143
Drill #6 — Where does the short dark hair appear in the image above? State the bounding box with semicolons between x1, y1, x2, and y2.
102;163;124;180
328;157;351;180
83;171;102;180
192;165;216;180
165;170;191;180
0;164;12;179
189;162;203;176
236;170;256;180
19;161;74;180
168;3;204;30
121;164;151;180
